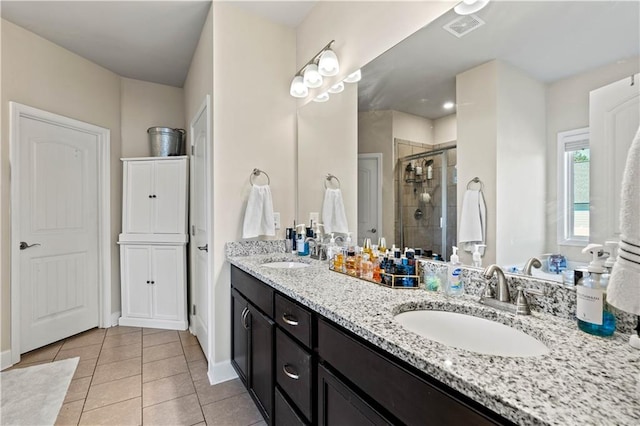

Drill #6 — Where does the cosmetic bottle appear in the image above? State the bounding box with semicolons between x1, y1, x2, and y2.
345;250;357;277
576;244;616;337
361;254;373;280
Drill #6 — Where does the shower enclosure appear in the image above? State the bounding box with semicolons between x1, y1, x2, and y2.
395;142;457;260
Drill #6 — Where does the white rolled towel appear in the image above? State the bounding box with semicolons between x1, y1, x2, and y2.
608;126;640;316
242;185;275;239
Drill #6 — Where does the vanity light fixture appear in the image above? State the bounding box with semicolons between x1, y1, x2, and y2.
313;92;330;103
454;0;490;15
328;81;345;94
290;40;340;98
343;69;362;83
443;101;455;109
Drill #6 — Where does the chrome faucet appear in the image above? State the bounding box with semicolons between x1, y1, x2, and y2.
523;257;542;276
306;237;327;261
479;264;544;315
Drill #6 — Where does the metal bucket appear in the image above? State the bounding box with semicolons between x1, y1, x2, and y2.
148;127;186;157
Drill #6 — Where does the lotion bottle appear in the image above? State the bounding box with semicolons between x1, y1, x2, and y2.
446;246;463;296
576;244;616;337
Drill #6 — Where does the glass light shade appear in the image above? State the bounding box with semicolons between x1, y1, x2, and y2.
328;81;344;94
313;92;330;103
289;76;308;98
318;49;339;77
303;64;323;88
454;0;490;15
343;69;362;83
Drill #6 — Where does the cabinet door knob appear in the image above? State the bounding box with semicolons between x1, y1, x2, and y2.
148;195;153;198
282;364;300;380
146;280;150;284
152;194;157;198
282;313;299;326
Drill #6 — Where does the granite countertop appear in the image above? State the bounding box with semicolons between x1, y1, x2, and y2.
228;253;640;426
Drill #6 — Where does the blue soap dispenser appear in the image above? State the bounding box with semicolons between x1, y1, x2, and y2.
576;244;616;337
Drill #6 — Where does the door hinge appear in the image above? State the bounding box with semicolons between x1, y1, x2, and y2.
191;225;195;236
192;304;196;316
191;145;195;155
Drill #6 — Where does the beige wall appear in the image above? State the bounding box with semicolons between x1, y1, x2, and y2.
392;110;433;144
120;78;185;158
545;57;640;262
434;114;457;145
1;19;122;352
298;84;358;234
211;2;296;368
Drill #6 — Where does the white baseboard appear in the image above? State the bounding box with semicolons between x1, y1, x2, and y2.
208;360;238;385
111;311;121;327
1;350;14;371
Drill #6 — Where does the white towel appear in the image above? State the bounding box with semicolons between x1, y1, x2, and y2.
242;184;275;238
322;188;349;234
458;189;486;254
608;126;640;316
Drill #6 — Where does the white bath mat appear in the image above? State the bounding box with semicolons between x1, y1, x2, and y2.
1;357;79;426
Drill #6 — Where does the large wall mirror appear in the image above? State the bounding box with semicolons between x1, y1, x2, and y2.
297;1;639;273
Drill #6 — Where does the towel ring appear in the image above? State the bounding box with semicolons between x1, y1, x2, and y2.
466;176;484;191
250;168;270;185
324;174;341;189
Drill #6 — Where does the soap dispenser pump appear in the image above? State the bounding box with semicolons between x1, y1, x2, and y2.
603;240;618;272
576;244;616;337
472;244;486;267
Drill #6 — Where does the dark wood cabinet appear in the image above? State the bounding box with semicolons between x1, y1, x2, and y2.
317;364;390;426
230;265;511;426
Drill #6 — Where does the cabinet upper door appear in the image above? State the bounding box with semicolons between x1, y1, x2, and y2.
124;161;154;234
153;160;188;234
122;158;188;235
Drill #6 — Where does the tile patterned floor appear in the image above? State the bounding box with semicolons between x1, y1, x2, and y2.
7;326;264;426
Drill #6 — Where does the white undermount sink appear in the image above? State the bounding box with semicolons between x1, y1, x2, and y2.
394;310;549;357
261;261;310;269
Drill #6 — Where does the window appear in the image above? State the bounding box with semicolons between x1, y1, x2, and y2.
557;128;589;245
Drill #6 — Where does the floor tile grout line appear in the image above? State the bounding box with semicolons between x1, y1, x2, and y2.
78;394;142;414
78;329;108;416
199;388;249;410
141;388;198;410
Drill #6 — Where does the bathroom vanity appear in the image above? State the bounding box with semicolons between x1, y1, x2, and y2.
228;253;639;425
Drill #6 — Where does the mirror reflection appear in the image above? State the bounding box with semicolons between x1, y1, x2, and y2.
298;1;640;278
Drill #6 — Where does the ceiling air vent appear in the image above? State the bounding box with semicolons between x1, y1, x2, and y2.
443;14;485;38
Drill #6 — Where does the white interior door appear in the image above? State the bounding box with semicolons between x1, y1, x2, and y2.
18;115;100;353
189;96;211;360
590;73;640;243
357;154;382;245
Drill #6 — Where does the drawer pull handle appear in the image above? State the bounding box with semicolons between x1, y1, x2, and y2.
282;314;299;326
282;364;299;380
241;307;250;330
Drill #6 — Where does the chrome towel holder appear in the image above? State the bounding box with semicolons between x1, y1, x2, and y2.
324;173;341;189
466;176;484;191
250;168;270;185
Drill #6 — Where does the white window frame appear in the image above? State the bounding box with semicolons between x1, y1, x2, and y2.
557;127;590;246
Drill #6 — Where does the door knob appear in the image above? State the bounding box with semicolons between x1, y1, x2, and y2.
20;241;41;250
369;228;377;233
198;244;208;252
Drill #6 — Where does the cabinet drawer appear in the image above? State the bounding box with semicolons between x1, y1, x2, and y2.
275;387;308;426
231;266;274;317
275;294;312;348
276;329;312;422
317;319;502;426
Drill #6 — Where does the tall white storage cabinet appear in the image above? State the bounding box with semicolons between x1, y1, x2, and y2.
118;157;188;330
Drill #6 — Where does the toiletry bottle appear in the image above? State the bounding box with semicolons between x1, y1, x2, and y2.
472;244;486;267
362;238;373;258
355;247;363;278
446;246;463;296
378;237;387;254
361;254;373;280
327;233;338;268
345;249;357;277
296;224;309;256
576;244;616;337
372;256;382;282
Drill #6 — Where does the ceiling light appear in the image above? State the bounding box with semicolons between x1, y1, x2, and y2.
313;92;330;103
290;76;309;98
443;101;455;109
343;69;362;83
328;81;344;94
318;49;340;77
303;64;323;88
454;0;490;15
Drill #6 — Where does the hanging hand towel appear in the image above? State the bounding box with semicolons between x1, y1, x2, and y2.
458;189;487;254
322;188;349;234
608;126;640;316
242;184;275;239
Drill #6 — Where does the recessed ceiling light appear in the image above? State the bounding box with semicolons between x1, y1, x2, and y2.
443;101;455;109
